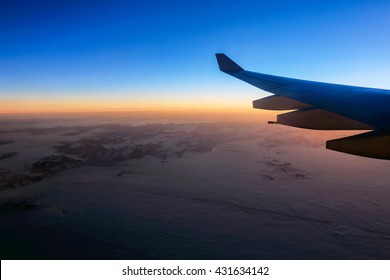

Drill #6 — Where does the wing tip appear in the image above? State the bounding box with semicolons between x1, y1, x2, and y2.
215;53;244;73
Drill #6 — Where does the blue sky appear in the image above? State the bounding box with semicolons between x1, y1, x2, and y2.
1;0;390;112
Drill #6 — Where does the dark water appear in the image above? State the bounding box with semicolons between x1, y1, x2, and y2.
1;178;389;260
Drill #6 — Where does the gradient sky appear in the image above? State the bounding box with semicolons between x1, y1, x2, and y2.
1;0;390;113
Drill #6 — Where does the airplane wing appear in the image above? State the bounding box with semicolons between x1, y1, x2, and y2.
215;53;390;160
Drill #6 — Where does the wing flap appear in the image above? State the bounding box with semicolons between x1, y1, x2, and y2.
253;95;310;110
326;130;390;160
276;108;374;130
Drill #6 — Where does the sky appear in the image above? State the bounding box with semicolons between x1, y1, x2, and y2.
1;0;390;114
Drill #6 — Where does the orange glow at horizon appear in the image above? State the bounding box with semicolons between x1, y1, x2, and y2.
0;98;364;142
0;97;248;113
0;97;278;120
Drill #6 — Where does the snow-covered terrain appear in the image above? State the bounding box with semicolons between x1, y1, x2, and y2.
0;117;389;259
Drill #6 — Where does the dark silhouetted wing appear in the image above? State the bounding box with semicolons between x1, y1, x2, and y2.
216;53;390;159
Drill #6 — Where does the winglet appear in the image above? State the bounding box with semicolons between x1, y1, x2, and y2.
215;53;244;73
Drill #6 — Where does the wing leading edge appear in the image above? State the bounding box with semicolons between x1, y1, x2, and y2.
215;53;390;160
